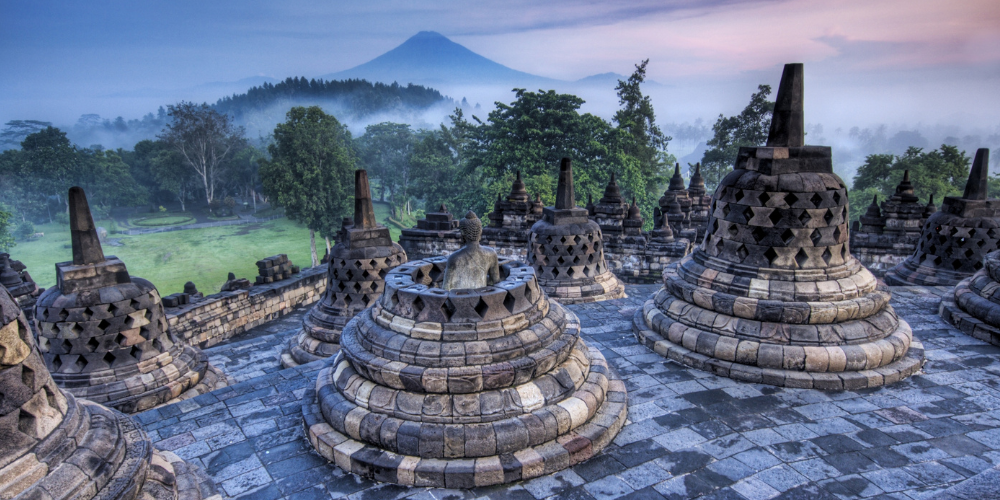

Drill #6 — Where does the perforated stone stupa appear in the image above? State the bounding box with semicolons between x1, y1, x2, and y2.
687;163;712;243
302;253;627;487
481;171;544;261
526;159;625;303
32;187;226;413
885;149;1000;287
940;249;1000;347
658;164;699;242
850;171;935;276
283;170;407;367
0;282;221;500
1;252;42;319
632;64;923;389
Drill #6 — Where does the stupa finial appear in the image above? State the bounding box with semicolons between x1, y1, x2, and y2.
766;63;805;148
963;149;990;200
69;186;105;265
353;169;378;228
555;158;575;209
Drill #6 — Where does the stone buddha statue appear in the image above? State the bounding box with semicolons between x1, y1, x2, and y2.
442;210;500;290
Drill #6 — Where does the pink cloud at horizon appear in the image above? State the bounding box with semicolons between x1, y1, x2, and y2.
457;0;1000;81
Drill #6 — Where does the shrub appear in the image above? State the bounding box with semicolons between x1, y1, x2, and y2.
15;220;35;240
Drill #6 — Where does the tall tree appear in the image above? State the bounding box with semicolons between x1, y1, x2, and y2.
159;102;244;205
1;120;52;149
614;59;672;197
259;106;355;266
21;127;78;217
355;122;416;217
0;204;14;252
228;139;265;211
700;85;775;190
464;88;633;215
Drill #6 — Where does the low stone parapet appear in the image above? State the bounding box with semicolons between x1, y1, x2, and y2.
166;264;327;348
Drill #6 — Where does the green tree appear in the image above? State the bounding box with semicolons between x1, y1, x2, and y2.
701;85;775;190
851;145;971;214
77;148;148;213
614;59;672;198
21;127;78;218
408;111;480;213
0;204;14;252
259;106;355;266
355;122;416;217
228;140;265;211
160;102;245;205
0;148;46;222
464;89;632;215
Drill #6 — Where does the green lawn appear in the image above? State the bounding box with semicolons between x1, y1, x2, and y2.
11;201;404;296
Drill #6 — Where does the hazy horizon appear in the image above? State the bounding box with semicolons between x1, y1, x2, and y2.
2;0;999;159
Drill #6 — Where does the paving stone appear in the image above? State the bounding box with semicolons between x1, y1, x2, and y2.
583;475;635;500
616;462;672;490
128;284;1000;499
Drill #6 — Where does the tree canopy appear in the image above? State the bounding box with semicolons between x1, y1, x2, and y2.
259;106;356;264
849;145;971;221
700;85;774;190
159;102;246;205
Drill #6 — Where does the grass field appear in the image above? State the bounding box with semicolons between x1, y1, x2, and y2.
12;201;402;296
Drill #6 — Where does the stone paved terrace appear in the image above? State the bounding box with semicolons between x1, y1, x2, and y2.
136;284;1000;500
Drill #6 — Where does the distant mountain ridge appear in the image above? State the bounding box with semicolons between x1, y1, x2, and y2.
323;31;626;89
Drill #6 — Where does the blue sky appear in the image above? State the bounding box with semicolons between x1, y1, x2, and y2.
2;0;999;131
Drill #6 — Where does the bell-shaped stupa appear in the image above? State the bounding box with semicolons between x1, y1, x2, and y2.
283;170;407;367
885;149;1000;286
1;280;221;500
687;163;712;242
303;248;627;486
33;187;226;412
851;171;934;276
941;247;1000;347
632;64;923;389
526;158;625;303
1;252;42;319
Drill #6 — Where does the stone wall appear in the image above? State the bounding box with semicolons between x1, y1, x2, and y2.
397;228;462;260
850;234;914;277
604;238;691;284
166;265;327;348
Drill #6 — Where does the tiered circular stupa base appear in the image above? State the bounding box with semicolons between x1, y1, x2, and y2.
939;250;1000;347
633;255;924;390
17;393;220;500
884;258;972;287
53;343;227;413
537;269;627;305
282;306;347;368
281;228;407;369
302;258;626;487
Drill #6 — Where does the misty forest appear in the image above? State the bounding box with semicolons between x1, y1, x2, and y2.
2;53;999;293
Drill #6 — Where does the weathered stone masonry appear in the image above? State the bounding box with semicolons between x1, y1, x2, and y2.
165;264;327;348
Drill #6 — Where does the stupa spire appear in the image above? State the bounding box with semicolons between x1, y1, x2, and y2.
766;63;804;148
508;170;529;201
668;163;686;191
353;169;378;228
555;158;575;209
68;186;105;265
963;149;990;200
